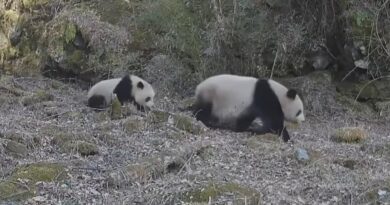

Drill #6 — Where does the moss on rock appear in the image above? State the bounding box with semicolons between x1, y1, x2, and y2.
0;162;66;201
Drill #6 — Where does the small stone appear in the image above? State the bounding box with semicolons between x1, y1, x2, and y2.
296;148;310;162
378;189;387;196
378;189;390;203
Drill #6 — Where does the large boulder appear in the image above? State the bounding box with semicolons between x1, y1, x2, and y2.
42;8;132;81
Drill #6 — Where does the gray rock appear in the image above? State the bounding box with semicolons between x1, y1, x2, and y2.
296;148;309;162
378;189;390;204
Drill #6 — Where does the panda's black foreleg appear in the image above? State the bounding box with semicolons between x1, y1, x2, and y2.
281;127;290;142
265;120;290;142
253;118;290;142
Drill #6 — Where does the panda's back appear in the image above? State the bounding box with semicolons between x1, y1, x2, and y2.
196;74;258;121
87;78;122;102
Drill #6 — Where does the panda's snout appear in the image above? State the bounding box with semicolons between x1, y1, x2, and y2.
297;114;305;123
146;101;154;108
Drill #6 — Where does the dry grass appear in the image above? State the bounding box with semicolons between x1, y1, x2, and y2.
332;126;368;143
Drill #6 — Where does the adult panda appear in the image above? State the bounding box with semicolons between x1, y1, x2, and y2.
87;74;155;111
193;74;305;142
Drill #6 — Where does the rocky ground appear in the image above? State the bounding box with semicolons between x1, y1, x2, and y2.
0;75;390;205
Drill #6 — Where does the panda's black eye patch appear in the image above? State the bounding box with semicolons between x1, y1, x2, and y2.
296;110;302;116
137;82;144;89
145;97;151;102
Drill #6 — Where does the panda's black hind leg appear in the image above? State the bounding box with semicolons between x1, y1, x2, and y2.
193;101;218;128
88;95;107;109
281;128;290;142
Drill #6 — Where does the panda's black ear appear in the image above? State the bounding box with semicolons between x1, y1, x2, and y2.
137;81;144;89
286;89;297;99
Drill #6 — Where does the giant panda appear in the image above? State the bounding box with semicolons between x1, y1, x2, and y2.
193;74;305;142
87;74;155;111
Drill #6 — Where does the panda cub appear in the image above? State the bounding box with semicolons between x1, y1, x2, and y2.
193;74;305;142
87;74;155;111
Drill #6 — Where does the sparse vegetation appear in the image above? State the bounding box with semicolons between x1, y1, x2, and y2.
182;182;260;204
21;90;54;106
1;0;390;204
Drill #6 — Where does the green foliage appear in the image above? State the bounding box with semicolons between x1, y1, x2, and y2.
136;0;203;63
64;23;77;44
350;10;373;38
355;11;371;28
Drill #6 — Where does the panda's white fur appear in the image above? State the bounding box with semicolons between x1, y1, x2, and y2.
87;74;155;110
193;74;305;142
195;75;257;124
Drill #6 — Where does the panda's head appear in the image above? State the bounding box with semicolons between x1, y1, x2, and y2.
283;89;305;123
129;75;155;110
